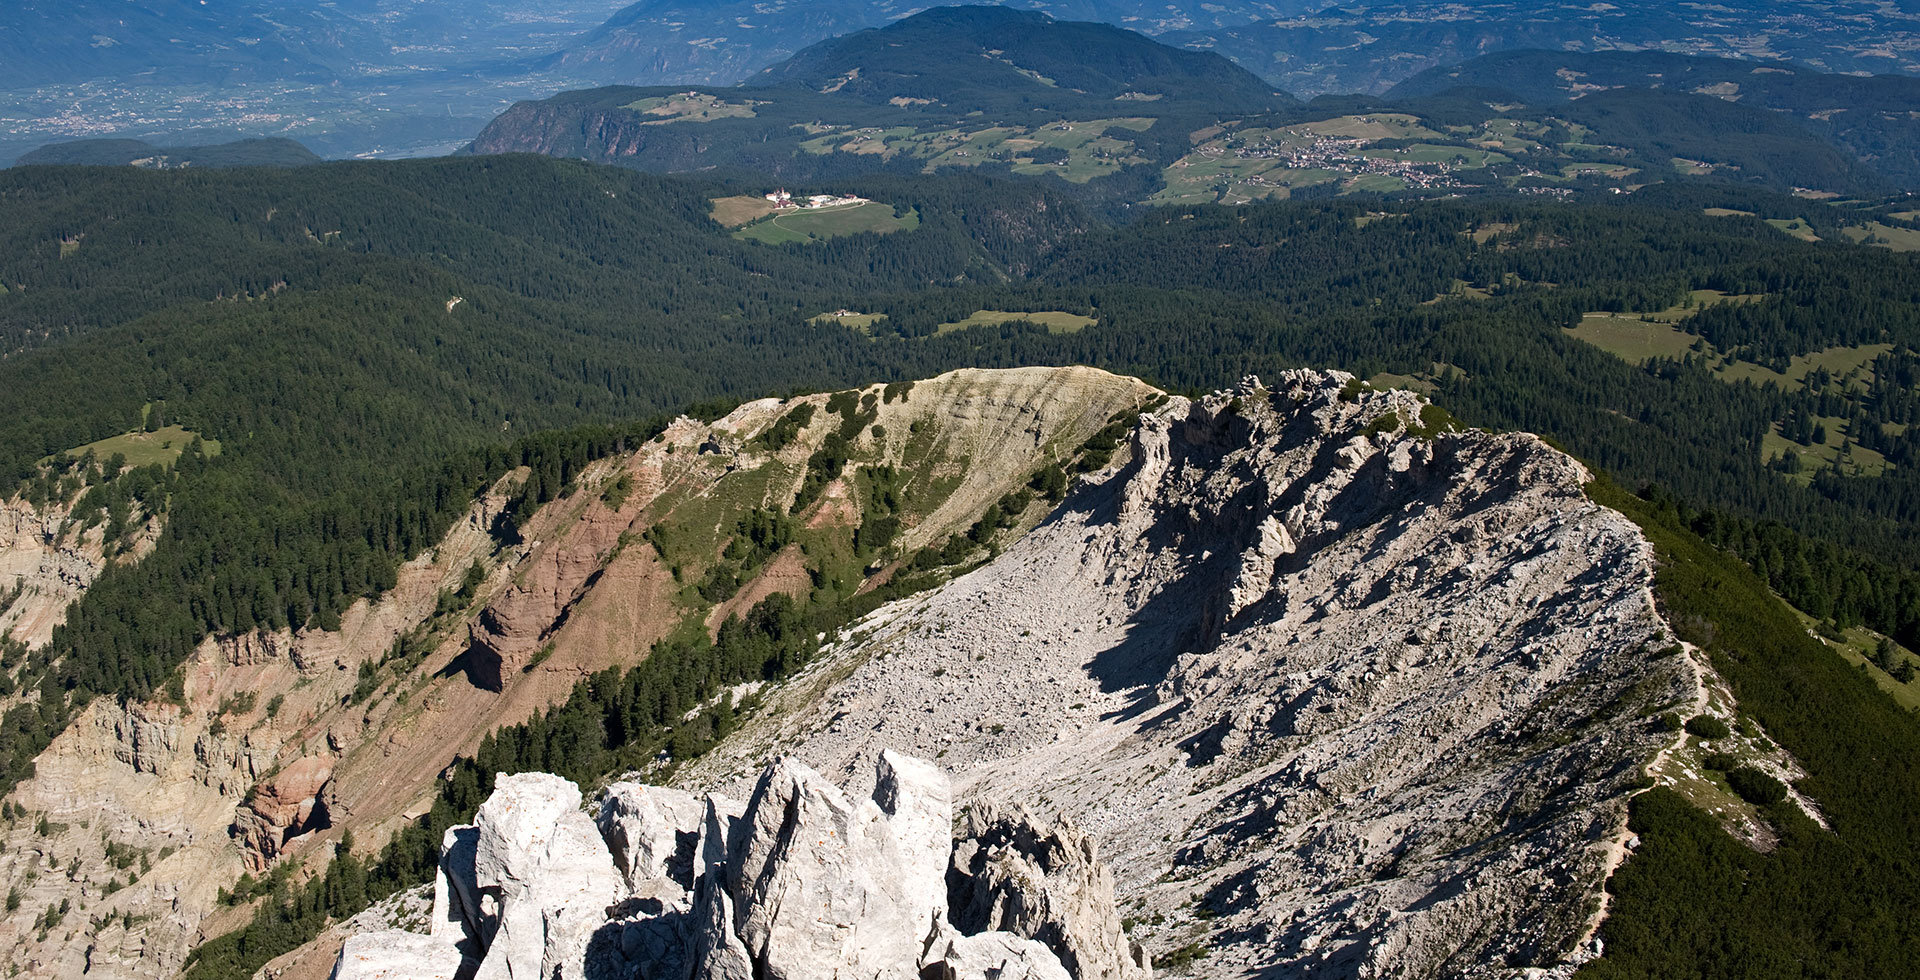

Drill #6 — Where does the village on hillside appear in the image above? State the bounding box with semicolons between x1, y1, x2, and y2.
764;188;868;210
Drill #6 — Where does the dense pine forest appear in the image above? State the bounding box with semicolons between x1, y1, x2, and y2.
3;154;1920;977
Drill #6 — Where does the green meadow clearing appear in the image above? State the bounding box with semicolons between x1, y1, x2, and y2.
934;310;1096;336
734;202;920;245
62;425;219;468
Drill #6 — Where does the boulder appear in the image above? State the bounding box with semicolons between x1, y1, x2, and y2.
925;932;1076;980
472;773;627;980
597;781;704;893
712;754;949;980
949;804;1150;980
330;930;465;980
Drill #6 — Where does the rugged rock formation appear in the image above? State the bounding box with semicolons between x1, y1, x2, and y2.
8;367;1704;980
950;803;1150;980
0;484;514;980
681;372;1695;976
338;753;1135;980
4;368;1153;980
232;756;338;872
0;493;160;649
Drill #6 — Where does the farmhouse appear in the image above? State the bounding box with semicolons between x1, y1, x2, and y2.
763;188;868;210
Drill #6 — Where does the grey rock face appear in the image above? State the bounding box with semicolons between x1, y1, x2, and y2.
430;824;485;966
329;929;465;980
950;803;1150;980
678;371;1692;978
335;754;1097;980
925;932;1077;980
710;751;951;980
470;773;627;980
598;781;704;894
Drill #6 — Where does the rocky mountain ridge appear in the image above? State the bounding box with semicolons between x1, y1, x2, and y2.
311;370;1701;978
672;372;1693;976
0;367;1152;980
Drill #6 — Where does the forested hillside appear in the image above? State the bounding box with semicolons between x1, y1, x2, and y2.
0;157;1096;797
1390;49;1920;189
15;138;321;169
3;157;1920;980
468;7;1914;199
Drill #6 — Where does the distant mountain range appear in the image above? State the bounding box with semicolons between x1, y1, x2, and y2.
465;7;1289;182
548;0;1920;96
7;0;1920;161
543;1;1307;88
466;7;1907;201
1165;0;1920;96
749;6;1283;109
0;0;356;89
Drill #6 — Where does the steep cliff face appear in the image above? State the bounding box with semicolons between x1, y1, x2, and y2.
0;484;514;979
677;373;1695;976
0;493;161;650
0;367;1154;980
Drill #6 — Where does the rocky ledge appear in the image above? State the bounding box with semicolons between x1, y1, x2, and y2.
332;751;1147;980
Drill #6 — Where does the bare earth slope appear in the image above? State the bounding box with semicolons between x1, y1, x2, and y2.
0;366;1152;980
680;372;1695;977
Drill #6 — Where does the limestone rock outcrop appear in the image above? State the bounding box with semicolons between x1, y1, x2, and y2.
337;753;1122;980
597;781;704;894
679;371;1694;977
925;932;1076;980
332;930;466;980
471;773;627;980
232;756;336;872
950;803;1151;980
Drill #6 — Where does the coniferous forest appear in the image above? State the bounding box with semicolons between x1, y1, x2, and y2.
3;154;1920;978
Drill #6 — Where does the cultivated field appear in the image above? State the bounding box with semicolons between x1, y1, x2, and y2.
710;195;777;228
1842;221;1920;251
1766;216;1820;241
797;118;1155;183
1563;290;1764;365
1565;316;1704;364
733;202;920;245
622;92;760;124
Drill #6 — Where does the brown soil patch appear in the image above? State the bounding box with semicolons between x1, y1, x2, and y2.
805;476;861;529
705;546;811;635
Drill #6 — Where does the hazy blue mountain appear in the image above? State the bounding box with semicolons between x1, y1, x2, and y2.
0;1;634;87
544;1;1305;87
0;0;356;88
747;6;1285;109
1163;0;1920;96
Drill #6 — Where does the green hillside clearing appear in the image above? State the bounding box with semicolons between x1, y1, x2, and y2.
61;425;218;468
934;310;1096;335
734;203;920;244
